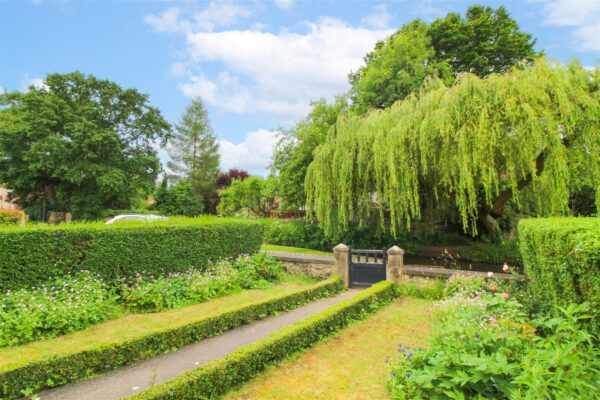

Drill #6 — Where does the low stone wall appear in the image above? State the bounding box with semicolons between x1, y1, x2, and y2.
265;251;335;279
265;250;512;282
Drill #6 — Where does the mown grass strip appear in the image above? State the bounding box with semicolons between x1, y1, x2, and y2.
0;276;343;399
129;281;399;400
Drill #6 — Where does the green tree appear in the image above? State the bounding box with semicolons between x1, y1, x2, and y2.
349;6;537;113
0;72;171;220
306;61;599;242
271;97;348;208
217;176;276;217
154;178;204;216
349;21;451;114
428;5;538;77
167;97;220;206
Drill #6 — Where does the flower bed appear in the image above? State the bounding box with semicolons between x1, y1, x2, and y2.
1;254;283;347
388;272;600;399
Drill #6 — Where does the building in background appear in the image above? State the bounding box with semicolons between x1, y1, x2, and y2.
0;186;20;210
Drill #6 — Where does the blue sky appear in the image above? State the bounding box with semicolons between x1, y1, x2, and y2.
1;0;598;175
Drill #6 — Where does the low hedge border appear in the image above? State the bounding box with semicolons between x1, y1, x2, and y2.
0;277;344;399
129;280;399;400
0;219;263;291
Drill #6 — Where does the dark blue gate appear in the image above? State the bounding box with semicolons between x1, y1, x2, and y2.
348;247;387;287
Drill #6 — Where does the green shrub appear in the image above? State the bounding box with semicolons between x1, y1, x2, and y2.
0;209;23;226
397;280;445;300
0;277;343;399
0;218;263;291
0;272;119;347
120;254;283;312
518;217;600;307
388;293;600;399
130;281;399;400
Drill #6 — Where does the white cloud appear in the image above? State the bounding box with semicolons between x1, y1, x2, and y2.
361;4;392;29
175;17;392;119
274;0;294;11
218;129;280;175
0;86;5;95
541;0;600;51
21;77;48;91
144;1;251;34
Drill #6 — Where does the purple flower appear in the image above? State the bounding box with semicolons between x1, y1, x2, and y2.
391;372;397;377
474;334;480;340
405;372;412;377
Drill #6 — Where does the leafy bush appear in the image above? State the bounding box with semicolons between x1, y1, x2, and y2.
0;218;263;291
120;254;283;312
130;281;399;400
0;277;343;399
0;272;119;347
388;284;600;399
397;280;445;300
154;180;204;217
0;209;23;226
518;217;600;307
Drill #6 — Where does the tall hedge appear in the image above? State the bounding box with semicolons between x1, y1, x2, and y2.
0;219;263;291
518;217;599;307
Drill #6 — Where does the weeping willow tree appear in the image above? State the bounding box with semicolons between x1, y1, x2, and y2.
306;60;599;241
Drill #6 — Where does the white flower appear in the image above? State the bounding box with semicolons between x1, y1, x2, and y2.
487;272;494;278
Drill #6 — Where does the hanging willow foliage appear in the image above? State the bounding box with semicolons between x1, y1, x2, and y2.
306;60;599;238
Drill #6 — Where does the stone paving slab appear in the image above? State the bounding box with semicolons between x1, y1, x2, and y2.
36;289;360;400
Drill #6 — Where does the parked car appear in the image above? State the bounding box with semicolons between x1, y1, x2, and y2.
104;214;168;224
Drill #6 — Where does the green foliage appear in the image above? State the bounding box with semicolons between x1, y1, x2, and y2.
306;61;599;240
428;6;537;77
518;217;600;308
272;97;348;208
0;218;263;291
0;272;119;347
349;20;451;114
166;97;220;204
397;281;445;300
0;209;22;226
217;176;276;217
121;254;283;312
0;278;343;399
154;179;204;216
0;72;171;220
129;281;398;400
388;292;600;399
349;6;537;113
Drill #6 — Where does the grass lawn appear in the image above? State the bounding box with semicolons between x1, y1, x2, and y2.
224;296;434;400
261;244;332;257
0;274;320;371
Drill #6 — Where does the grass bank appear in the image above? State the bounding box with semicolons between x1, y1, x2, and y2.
224;297;434;400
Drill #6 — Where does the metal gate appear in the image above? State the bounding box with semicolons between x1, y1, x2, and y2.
348;247;387;287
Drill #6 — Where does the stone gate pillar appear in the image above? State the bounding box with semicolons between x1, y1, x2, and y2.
333;243;350;287
387;246;404;285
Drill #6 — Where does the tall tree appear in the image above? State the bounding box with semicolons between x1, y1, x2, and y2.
349;6;537;113
306;61;599;241
216;176;276;217
167;97;220;205
0;72;171;219
271;96;348;209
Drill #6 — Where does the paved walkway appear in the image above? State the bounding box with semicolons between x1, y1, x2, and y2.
37;289;361;400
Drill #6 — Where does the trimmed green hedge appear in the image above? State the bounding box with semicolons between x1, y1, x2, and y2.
518;217;600;307
130;281;399;400
0;277;343;399
0;218;263;291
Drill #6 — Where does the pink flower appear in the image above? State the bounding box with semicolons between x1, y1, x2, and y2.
503;292;509;300
487;272;494;278
490;284;497;292
503;263;509;273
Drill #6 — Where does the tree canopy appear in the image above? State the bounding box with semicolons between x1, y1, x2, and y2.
167;97;220;205
217;176;277;217
349;5;537;113
271;97;347;209
306;61;599;240
0;72;171;219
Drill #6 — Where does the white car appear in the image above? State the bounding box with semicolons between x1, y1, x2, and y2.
104;214;169;224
